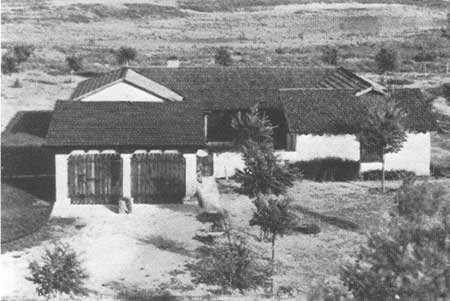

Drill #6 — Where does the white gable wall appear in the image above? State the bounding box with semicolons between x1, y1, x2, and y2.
81;82;165;102
361;132;430;175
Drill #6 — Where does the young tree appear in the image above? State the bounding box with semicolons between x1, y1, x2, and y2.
231;105;293;197
358;98;407;192
375;48;398;73
250;196;295;293
215;47;232;66
116;46;137;66
66;55;83;72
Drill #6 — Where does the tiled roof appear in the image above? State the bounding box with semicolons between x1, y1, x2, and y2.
2;111;53;147
281;88;436;135
46;101;205;147
71;67;374;110
280;89;366;135
70;68;183;101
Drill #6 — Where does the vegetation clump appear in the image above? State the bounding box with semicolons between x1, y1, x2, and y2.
27;244;88;297
340;180;450;300
188;235;270;294
321;46;338;65
116;46;137;66
66;55;84;72
232;105;293;197
375;48;398;72
214;47;233;66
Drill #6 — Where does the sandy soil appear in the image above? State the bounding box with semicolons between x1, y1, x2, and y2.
0;203;209;299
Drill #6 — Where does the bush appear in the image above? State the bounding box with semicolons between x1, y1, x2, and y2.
13;45;34;64
395;177;447;220
288;158;360;182
12;78;22;88
413;51;436;62
375;48;398;72
361;169;415;181
443;83;450;105
1;54;18;75
116;46;137;65
321;46;338;65
187;235;270;293
27;244;88;297
341;182;450;300
214;47;232;66
66;55;83;72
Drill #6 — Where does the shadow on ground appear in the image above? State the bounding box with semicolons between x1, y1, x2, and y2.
1;217;78;253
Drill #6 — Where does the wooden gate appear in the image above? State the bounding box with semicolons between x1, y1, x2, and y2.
131;152;186;204
68;153;122;204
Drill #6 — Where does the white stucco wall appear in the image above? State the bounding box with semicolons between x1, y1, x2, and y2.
81;82;164;102
183;153;197;198
360;132;430;175
295;134;360;161
213;152;245;178
53;154;70;216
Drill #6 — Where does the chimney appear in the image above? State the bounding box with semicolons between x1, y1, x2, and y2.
167;56;180;68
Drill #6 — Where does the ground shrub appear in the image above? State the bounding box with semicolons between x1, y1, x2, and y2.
196;211;229;232
66;55;83;72
307;277;353;301
12;78;22;88
214;47;232;66
341;181;450;300
288;158;360;182
395;177;447;220
321;46;338;65
187;235;270;293
385;78;413;85
413;51;437;62
1;53;18;75
27;244;88;297
375;48;398;72
361;169;415;181
443;83;450;105
13;45;34;64
116;46;137;66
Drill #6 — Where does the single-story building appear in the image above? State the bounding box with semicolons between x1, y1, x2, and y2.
2;66;436;210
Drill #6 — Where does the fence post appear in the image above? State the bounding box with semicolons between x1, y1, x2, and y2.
121;154;132;199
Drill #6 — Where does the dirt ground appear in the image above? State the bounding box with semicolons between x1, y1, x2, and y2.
2;179;449;300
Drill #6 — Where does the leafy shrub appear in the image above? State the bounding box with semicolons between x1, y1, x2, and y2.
187;235;270;293
395;177;447;220
321;46;338;65
12;78;22;88
375;48;398;72
27;244;88;297
288;158;360;182
385;78;413;86
13;45;34;64
214;47;232;66
307;277;353;301
443;83;450;105
1;54;18;75
361;169;415;181
341;182;450;300
413;51;436;62
275;47;284;54
116;46;137;65
66;55;83;72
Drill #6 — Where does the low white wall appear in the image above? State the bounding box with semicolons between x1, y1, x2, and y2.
360;132;430;175
294;134;360;161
